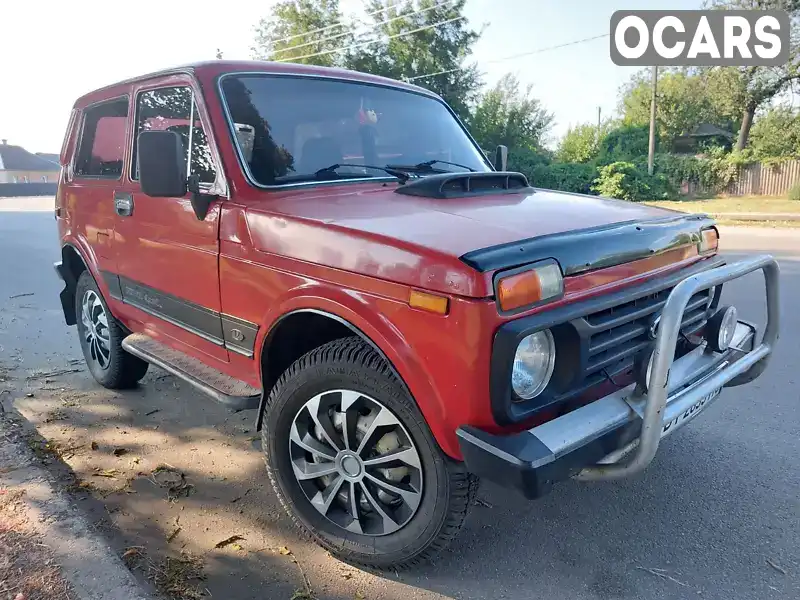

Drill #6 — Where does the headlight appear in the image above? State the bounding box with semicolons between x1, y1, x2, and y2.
511;330;556;400
699;227;719;254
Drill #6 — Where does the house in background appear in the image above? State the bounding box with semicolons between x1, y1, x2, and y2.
0;139;61;183
36;152;61;166
672;123;736;154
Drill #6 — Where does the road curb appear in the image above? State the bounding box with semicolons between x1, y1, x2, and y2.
0;404;154;600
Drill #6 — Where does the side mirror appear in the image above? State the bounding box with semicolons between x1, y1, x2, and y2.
138;131;187;197
494;145;508;171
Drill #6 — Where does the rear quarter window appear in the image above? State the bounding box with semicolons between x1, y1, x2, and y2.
74;97;129;179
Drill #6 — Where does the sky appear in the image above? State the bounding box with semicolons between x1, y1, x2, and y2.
0;0;703;153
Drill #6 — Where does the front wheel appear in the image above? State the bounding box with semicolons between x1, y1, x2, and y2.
262;337;477;569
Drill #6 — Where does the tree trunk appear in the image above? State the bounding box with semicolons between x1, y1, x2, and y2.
736;102;757;151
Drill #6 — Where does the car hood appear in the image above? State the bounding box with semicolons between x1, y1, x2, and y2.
243;183;710;297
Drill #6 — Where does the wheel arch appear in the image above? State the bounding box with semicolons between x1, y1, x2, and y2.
255;308;413;429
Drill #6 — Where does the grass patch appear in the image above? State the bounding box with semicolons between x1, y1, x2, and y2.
149;553;206;600
122;548;207;600
646;195;800;215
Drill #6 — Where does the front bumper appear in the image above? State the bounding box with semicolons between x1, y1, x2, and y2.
457;255;780;499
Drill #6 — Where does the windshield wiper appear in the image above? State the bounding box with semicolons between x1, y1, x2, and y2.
386;159;476;173
315;163;411;184
274;163;411;184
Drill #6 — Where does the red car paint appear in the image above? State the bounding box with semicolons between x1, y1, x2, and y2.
56;61;712;460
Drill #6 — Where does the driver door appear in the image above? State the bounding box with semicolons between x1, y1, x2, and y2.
111;77;229;363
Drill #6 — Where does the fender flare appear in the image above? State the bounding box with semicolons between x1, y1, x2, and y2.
252;291;455;456
57;241;93;324
254;308;413;431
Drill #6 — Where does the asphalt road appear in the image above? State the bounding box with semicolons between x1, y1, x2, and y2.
1;197;798;600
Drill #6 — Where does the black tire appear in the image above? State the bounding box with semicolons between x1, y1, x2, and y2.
262;336;477;570
75;271;149;389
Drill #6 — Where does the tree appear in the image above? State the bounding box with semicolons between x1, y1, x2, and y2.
557;122;613;163
251;0;352;67
597;124;651;163
468;74;554;152
344;0;483;120
619;68;743;144
706;0;800;149
749;105;800;158
620;1;800;151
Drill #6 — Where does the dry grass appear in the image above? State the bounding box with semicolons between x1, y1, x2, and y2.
122;547;206;600
646;195;800;215
0;489;77;600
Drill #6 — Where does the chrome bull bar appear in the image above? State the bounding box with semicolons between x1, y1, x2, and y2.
575;254;780;481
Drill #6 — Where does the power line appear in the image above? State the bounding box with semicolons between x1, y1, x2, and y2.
267;1;397;47
270;0;459;57
406;33;610;82
277;15;465;63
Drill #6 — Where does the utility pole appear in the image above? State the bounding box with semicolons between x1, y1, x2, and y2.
647;65;658;176
597;106;601;130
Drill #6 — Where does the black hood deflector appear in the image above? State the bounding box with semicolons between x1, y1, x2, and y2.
460;213;717;275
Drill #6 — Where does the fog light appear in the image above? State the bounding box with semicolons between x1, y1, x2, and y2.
635;348;657;392
706;305;738;352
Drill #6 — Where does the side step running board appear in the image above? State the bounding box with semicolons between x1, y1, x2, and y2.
121;333;260;411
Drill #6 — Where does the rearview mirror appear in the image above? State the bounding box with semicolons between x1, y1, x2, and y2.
138;130;187;197
494;145;508;171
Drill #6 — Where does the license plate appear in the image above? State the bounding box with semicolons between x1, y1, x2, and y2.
661;387;722;437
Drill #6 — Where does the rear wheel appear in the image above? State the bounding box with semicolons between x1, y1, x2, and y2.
262;337;476;569
75;271;148;389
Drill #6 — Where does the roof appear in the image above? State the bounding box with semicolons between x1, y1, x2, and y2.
683;123;735;139
73;60;436;108
36;152;60;166
0;144;61;171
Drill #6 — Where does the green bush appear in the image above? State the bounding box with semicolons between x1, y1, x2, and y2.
528;162;599;194
591;161;674;201
627;148;743;194
506;148;598;194
789;182;800;201
507;147;552;173
597;124;651;165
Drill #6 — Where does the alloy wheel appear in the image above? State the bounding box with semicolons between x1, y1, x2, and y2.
81;290;111;370
289;389;423;536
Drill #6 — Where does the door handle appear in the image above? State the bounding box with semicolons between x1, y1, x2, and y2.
114;192;134;217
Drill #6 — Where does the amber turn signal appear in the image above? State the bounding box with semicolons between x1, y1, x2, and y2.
409;290;449;315
496;262;563;312
699;227;719;254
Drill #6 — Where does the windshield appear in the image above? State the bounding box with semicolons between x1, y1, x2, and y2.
219;74;492;186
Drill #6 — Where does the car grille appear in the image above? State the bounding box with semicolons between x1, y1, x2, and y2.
575;286;714;380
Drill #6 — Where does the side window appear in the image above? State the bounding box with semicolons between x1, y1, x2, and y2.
131;86;216;185
75;98;128;178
